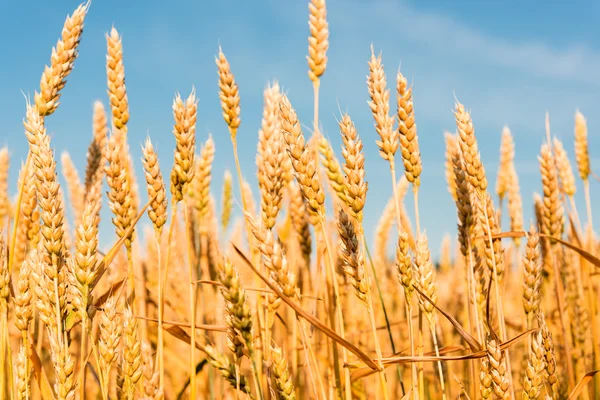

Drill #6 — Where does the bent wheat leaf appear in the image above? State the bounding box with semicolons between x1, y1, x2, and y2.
568;370;600;400
233;243;380;370
412;284;481;352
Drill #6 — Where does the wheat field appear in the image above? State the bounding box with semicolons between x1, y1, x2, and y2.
0;1;598;399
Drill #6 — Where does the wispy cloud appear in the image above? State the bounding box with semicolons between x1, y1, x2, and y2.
367;0;600;86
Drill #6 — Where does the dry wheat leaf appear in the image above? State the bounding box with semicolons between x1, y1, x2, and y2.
412;284;481;352
568;370;600;399
233;243;380;370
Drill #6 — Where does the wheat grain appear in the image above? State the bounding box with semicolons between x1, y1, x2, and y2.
522;224;542;321
106;27;129;131
454;101;487;193
396;70;422;188
216;48;241;139
574;110;590;181
35;2;88;116
338;208;369;305
538;143;563;239
170;90;197;202
257;83;285;230
339;114;367;222
281;95;325;225
271;343;296;400
307;0;328;82
221;170;233;232
142;138;168;236
553;138;576;197
367;49;397;162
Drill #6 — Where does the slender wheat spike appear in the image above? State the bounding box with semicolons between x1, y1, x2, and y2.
13;250;33;400
288;181;312;271
486;336;510;399
522;330;546;400
15;342;32;400
20;162;39;250
522;224;542;323
203;345;253;396
170;90;197;202
71;200;100;321
318;136;347;204
221;170;233;232
477;191;505;278
552;138;576;197
395;230;414;302
30;250;55;331
574;110;590;181
218;256;255;358
496;127;514;202
444;132;458;201
537;313;559;397
396;70;422;188
367;48;397;162
106;27;129;131
281;95;325;225
257;83;285;230
337;208;369;305
61;151;85;226
414;233;437;317
216;48;241;139
14;252;34;333
84;101;108;195
454;101;487;193
35;2;89;116
270;343;296;400
307;0;328;82
192;136;215;224
538;143;563;239
123;307;142;398
339;114;367;222
141;342;162;400
0;149;8;230
49;332;75;400
246;214;298;300
141;138;168;236
23;104;66;284
480;357;493;399
98;296;121;399
105;129;135;248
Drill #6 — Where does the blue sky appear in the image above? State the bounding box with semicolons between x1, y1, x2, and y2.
1;0;599;257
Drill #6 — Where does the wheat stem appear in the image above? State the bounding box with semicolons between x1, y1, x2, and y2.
319;218;351;400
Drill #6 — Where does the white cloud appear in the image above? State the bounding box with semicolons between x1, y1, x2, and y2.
366;0;600;86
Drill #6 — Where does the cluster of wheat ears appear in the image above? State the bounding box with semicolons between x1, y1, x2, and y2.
0;1;598;399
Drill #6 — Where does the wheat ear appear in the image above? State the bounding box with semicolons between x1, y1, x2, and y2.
35;2;89;116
